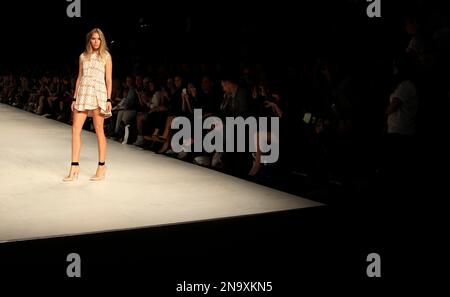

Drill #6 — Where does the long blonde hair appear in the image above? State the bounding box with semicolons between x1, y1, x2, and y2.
83;28;109;61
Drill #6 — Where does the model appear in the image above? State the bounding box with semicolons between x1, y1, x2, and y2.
63;28;113;181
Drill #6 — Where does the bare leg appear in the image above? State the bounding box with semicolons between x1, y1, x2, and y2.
71;110;88;161
144;128;162;141
249;131;262;176
157;116;174;153
36;96;46;115
136;113;144;136
66;109;88;177
157;137;171;153
160;116;174;139
249;131;277;176
92;108;107;177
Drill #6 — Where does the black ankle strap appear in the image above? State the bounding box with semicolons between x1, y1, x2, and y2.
71;162;79;166
98;161;105;166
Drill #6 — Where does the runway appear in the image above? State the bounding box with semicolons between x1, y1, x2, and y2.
0;103;322;243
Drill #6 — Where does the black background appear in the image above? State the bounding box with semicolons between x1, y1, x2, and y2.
0;1;417;67
0;0;445;292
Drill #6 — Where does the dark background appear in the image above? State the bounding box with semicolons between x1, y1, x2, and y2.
0;0;439;69
0;0;446;291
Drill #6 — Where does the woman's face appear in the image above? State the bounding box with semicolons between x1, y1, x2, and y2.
90;33;101;51
187;83;196;94
174;76;183;89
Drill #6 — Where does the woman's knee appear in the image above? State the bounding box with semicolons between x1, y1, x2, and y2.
93;121;104;132
72;125;83;135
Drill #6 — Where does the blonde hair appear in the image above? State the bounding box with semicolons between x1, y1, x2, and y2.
83;28;110;61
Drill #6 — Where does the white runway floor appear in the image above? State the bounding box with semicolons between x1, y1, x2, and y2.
0;103;322;243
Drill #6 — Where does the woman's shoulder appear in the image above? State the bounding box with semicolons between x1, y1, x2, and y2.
100;51;111;63
97;50;110;58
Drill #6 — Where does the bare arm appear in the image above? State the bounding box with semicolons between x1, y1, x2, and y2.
272;104;283;118
73;55;83;99
264;100;283;118
137;90;147;107
105;54;112;99
386;97;402;115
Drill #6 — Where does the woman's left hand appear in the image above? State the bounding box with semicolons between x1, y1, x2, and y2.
264;100;273;108
106;102;112;112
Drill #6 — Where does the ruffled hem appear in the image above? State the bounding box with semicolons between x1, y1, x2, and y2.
74;105;112;119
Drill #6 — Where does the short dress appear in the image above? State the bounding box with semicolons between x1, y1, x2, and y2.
74;52;112;118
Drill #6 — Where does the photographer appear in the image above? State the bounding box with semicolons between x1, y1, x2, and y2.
249;85;283;177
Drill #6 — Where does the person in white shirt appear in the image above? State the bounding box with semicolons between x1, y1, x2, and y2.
387;80;419;135
382;54;419;179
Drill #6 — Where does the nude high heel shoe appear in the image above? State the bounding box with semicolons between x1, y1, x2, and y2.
90;161;106;181
63;162;80;182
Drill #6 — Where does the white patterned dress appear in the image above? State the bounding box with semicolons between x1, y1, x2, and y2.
74;52;112;118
